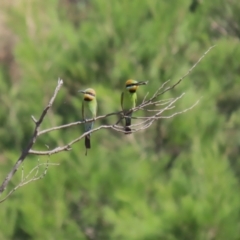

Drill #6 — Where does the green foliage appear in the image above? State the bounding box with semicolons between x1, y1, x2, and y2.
1;0;240;239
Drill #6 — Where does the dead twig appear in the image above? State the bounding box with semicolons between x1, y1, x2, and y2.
0;79;63;197
0;46;215;201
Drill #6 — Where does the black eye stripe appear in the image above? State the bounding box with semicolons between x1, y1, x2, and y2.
126;84;137;87
86;92;95;97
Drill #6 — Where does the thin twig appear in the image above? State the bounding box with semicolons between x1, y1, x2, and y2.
0;162;59;203
0;79;63;196
0;46;215;200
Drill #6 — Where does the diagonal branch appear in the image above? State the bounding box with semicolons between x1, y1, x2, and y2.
0;46;215;200
28;94;200;156
0;79;63;197
29;46;215;155
151;45;216;99
0;159;59;203
35;46;215;138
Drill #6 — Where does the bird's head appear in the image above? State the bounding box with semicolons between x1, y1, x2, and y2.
125;79;148;93
78;88;96;101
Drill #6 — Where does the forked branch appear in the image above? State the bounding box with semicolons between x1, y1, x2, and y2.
0;46;215;201
0;79;63;197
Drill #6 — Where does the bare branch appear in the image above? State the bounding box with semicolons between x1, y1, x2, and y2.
154;45;216;98
0;46;215;200
28;93;200;156
31;115;37;123
160;99;201;119
29;125;113;155
0;79;63;197
29;46;215;155
37;111;122;136
0;160;59;203
36;46;215;137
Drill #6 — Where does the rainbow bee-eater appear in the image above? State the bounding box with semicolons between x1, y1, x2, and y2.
79;88;97;155
121;79;148;134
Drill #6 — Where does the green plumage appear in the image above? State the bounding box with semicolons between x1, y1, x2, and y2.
79;88;97;155
121;79;148;134
82;98;97;134
121;90;137;133
122;90;137;109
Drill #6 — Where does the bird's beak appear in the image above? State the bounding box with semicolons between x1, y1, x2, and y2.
136;81;148;86
78;90;85;94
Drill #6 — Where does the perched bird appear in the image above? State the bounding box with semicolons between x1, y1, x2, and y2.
121;79;148;134
79;88;97;155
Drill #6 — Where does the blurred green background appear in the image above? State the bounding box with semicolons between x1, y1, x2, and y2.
0;0;240;239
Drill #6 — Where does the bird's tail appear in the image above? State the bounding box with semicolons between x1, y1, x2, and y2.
125;116;132;134
85;134;91;149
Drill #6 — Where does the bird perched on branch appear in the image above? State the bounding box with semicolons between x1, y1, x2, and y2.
121;79;148;134
79;88;97;155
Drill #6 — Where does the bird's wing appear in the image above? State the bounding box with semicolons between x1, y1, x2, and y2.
82;100;85;119
89;100;97;117
94;99;97;117
121;92;124;110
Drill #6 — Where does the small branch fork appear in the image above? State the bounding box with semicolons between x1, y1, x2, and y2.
0;46;215;200
0;159;59;203
0;79;63;198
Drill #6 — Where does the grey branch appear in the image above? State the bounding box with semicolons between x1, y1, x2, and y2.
0;79;63;197
0;45;215;200
0;159;59;203
29;44;215;155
